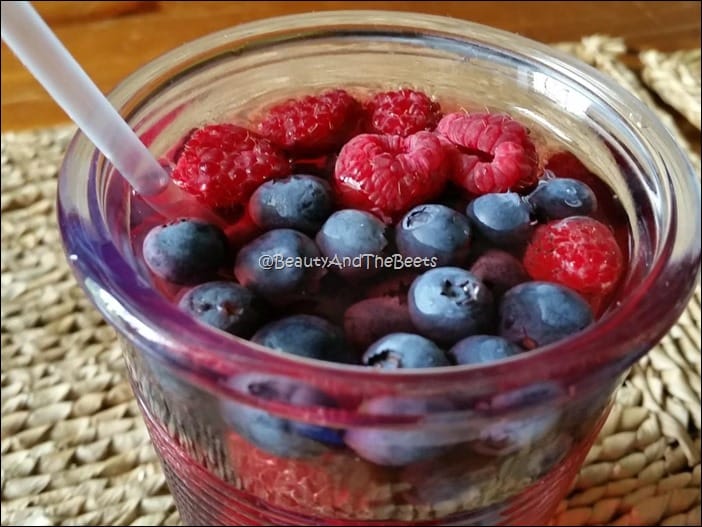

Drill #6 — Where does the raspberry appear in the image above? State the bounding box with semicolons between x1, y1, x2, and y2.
333;132;448;223
227;433;393;519
437;112;539;195
365;88;442;136
171;124;290;210
257;89;361;155
523;216;624;299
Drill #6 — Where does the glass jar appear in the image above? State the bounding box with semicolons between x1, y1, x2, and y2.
57;11;701;526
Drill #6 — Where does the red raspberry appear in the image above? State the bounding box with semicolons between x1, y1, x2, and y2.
171;124;290;210
365;88;442;136
437;112;539;195
333;132;448;223
256;89;361;155
523;216;624;299
227;433;391;519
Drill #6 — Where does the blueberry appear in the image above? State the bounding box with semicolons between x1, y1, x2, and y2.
252;314;353;364
527;177;597;220
472;382;564;457
362;333;450;369
469;249;530;298
499;281;594;350
344;297;416;350
472;409;560;457
248;174;333;233
448;335;521;365
466;192;533;246
315;209;388;278
143;218;228;284
178;281;262;337
234;229;325;304
395;204;472;266
408;267;494;344
220;374;343;458
344;396;457;466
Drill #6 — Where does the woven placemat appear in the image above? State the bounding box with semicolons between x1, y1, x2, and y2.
640;49;701;131
1;36;700;527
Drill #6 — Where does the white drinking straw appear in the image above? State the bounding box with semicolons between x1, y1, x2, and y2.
1;1;222;224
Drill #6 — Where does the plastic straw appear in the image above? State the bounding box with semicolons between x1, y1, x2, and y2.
1;1;221;223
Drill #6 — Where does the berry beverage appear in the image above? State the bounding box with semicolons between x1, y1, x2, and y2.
57;12;701;527
131;91;625;525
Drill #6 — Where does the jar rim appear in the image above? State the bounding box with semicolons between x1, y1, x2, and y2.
57;10;701;395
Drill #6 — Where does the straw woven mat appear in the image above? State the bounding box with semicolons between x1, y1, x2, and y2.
1;36;700;527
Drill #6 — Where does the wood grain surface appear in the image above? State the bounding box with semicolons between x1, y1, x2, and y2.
2;1;700;131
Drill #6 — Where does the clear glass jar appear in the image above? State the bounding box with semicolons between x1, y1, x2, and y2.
57;11;701;526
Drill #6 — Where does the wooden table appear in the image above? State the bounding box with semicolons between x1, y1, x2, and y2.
2;1;700;131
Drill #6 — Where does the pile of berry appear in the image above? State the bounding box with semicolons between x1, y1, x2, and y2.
143;88;625;371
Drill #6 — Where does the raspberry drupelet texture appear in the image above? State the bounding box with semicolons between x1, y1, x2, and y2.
333;132;449;223
437;112;539;195
523;216;624;298
170;124;290;210
365;88;442;136
257;89;362;155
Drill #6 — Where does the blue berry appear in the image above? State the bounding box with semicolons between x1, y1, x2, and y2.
178;281;262;337
473;408;560;457
143;219;228;284
248;174;333;233
527;176;597;220
234;229;325;304
472;381;564;462
252;314;353;364
220;374;343;458
466;192;533;246
469;249;529;298
344;297;415;350
499;281;594;350
395;204;472;266
408;267;494;344
315;209;388;278
344;396;457;466
473;382;564;456
362;333;449;369
448;335;521;365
